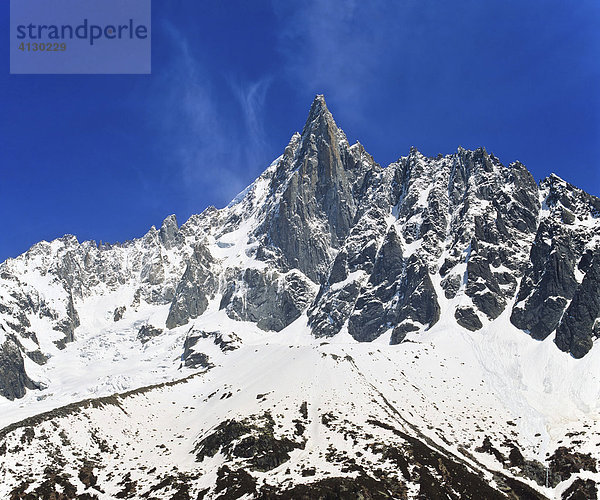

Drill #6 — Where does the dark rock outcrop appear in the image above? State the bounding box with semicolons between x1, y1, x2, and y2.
137;324;163;344
510;220;580;340
159;214;180;250
220;268;315;332
113;306;126;322
455;306;483;331
0;338;38;401
548;446;597;484
53;293;80;350
555;250;600;358
180;334;211;369
166;244;215;329
195;413;303;472
562;478;598;500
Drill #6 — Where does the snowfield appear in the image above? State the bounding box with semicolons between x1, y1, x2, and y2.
1;300;599;498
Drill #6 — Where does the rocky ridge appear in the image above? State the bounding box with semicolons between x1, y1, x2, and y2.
2;96;598;402
0;95;599;499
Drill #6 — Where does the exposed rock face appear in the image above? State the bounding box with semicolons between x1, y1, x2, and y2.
512;175;600;356
180;330;240;369
548;446;597;484
194;413;304;472
555;250;600;358
113;305;126;322
347;250;440;344
165;244;215;330
562;478;598;500
0;338;38;400
181;335;211;369
308;179;392;339
257;95;379;283
137;324;163;344
54;293;80;350
510;218;580;340
432;151;540;325
220;268;316;332
455;306;483;331
309;144;543;342
159;214;181;250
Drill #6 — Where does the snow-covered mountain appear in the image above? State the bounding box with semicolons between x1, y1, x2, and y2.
1;95;599;499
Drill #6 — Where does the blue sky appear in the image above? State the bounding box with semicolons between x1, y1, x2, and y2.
1;0;599;261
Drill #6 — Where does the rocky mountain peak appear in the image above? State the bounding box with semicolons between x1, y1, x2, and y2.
159;214;180;249
300;94;339;140
0;95;599;410
541;173;600;220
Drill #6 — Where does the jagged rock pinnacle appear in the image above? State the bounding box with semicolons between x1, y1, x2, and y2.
301;94;338;139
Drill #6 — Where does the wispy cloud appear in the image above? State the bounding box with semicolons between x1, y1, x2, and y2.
153;21;273;212
229;76;272;172
151;3;410;213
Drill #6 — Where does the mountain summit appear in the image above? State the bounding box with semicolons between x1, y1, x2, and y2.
0;96;599;499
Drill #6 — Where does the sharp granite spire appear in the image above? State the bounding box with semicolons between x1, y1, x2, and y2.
301;94;339;140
